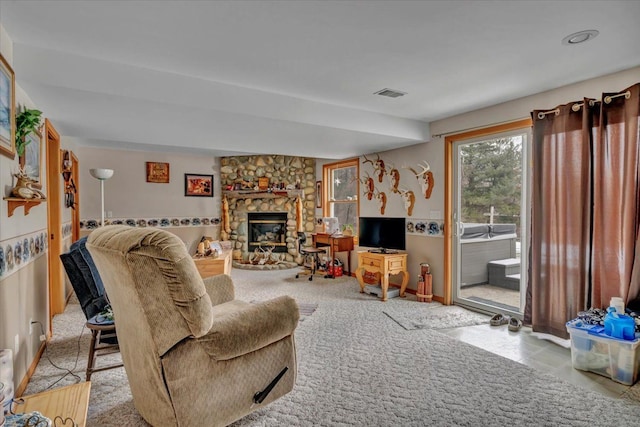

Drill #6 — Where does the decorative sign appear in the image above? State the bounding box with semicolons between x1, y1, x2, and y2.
146;162;170;183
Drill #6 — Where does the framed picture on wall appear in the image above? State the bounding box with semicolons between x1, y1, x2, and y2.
0;53;16;159
19;129;43;189
146;161;170;183
185;173;214;197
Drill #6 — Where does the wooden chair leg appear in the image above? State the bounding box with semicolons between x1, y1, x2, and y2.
85;322;123;381
86;329;99;381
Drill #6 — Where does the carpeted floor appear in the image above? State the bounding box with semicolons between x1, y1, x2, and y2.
25;269;640;426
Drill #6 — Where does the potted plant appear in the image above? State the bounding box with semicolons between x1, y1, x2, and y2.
15;108;43;156
341;224;354;236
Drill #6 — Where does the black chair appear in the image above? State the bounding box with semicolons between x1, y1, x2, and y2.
295;232;328;281
60;236;123;380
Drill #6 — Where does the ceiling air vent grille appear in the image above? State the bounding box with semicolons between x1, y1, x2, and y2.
374;88;407;98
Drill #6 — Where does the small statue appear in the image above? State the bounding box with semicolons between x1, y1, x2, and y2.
11;167;45;199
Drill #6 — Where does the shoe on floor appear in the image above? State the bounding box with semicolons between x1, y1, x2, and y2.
508;317;522;332
490;313;510;326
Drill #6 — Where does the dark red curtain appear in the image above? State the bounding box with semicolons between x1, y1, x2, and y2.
526;83;640;338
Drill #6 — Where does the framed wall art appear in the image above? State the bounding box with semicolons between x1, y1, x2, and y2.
0;53;16;159
19;129;43;189
146;161;170;183
185;173;214;197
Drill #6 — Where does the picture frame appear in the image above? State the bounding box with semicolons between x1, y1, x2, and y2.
258;177;269;190
185;173;214;197
146;161;170;183
316;180;322;209
0;53;16;159
19;129;43;189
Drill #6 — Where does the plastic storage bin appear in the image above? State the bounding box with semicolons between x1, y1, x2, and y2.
566;320;640;385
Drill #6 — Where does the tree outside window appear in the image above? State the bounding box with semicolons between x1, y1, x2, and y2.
323;159;359;234
460;136;522;236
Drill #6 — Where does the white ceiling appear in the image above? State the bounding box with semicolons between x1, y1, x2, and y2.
2;1;640;159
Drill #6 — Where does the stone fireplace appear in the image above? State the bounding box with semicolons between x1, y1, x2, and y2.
248;212;288;253
219;155;317;265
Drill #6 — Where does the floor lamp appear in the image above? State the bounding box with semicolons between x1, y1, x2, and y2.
89;168;114;227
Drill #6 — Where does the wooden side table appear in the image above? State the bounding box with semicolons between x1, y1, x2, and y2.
192;250;233;278
14;382;91;427
355;251;409;301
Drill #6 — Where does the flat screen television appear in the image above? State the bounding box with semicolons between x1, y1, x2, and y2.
358;217;406;252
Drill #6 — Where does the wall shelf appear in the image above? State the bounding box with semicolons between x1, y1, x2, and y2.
3;197;47;217
222;190;304;199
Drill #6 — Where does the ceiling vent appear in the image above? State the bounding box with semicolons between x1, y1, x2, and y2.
374;88;407;98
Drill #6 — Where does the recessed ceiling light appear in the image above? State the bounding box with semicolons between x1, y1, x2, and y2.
374;88;407;98
562;29;599;45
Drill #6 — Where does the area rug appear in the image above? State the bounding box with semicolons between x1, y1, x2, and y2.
384;303;491;330
297;302;318;319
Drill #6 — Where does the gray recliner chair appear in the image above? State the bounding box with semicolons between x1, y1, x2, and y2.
86;225;299;427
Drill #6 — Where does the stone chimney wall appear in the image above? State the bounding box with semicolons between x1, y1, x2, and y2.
220;155;316;262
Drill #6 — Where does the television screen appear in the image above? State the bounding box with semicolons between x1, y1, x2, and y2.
358;217;406;252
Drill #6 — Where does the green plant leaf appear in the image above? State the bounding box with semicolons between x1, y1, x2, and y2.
15;108;43;156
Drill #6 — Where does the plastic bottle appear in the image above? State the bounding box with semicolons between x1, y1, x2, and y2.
604;307;636;340
610;297;625;315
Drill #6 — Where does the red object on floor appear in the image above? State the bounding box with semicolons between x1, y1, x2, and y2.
326;265;343;277
363;270;378;284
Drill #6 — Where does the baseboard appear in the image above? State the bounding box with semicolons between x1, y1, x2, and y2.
388;284;443;304
15;339;47;397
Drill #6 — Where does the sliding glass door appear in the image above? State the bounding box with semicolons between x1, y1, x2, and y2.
452;128;530;316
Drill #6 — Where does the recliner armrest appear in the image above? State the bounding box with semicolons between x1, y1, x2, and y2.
203;274;235;306
197;296;299;360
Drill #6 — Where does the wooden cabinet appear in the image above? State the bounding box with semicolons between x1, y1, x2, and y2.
355;251;409;301
192;250;233;278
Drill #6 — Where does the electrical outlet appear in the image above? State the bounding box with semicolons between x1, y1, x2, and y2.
107;211;113;218
14;334;19;354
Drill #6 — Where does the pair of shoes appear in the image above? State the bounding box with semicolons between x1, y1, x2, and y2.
490;313;510;326
508;317;523;332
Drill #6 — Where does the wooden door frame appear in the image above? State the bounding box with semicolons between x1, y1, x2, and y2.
71;152;80;241
444;118;532;305
45;119;65;330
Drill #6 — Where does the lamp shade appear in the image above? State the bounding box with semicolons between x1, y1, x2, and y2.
90;168;114;180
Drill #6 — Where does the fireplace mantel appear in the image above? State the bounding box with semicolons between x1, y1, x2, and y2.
223;190;304;199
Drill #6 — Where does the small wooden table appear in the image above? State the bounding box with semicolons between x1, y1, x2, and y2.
355;251;409;301
311;233;355;277
192;249;233;278
14;382;91;427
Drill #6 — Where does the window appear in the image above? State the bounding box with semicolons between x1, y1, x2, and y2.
323;159;359;235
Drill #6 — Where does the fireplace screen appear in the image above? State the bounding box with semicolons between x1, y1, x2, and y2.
248;213;288;253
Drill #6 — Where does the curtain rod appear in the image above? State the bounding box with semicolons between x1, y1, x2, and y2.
536;91;631;119
430;118;529;139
